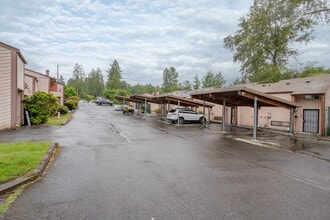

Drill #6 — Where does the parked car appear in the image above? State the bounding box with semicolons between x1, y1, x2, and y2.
122;105;134;114
114;105;124;111
95;98;113;106
167;108;206;124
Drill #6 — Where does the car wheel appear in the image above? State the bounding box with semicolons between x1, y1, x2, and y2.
179;117;184;124
199;117;206;124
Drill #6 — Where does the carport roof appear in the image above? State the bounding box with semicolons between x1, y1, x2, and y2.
190;85;300;109
116;94;215;108
152;94;214;108
114;95;142;103
130;94;163;104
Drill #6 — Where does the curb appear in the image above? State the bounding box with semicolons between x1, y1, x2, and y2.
0;142;59;196
61;113;73;126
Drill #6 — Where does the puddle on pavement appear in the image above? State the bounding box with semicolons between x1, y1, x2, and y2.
289;138;304;152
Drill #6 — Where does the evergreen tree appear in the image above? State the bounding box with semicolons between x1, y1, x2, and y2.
86;68;104;98
202;71;226;88
58;75;65;84
179;80;192;91
106;60;122;90
67;63;85;98
193;73;200;90
162;67;179;93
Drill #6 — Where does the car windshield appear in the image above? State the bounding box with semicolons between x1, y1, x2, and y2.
169;108;197;113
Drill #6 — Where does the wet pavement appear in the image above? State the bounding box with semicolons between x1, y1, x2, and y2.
215;125;330;162
0;102;329;219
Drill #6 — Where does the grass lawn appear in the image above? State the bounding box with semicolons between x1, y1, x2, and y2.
0;142;51;184
45;113;71;126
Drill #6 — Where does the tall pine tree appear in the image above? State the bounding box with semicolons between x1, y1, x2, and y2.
162;67;179;93
106;60;122;90
67;63;85;98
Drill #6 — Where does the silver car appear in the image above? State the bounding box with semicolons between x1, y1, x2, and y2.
114;105;124;111
167;108;206;124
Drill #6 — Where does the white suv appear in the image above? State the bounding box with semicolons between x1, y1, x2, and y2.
167;108;206;124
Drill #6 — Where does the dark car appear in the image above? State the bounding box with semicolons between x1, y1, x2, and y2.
95;98;113;106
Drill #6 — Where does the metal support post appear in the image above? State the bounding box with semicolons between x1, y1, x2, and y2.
177;100;180;125
253;97;258;140
223;99;226;132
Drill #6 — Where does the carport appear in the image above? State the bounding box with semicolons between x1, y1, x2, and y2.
130;94;163;116
190;86;300;139
116;93;215;123
151;94;214;124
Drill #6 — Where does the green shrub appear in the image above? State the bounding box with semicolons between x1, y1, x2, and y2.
85;95;94;102
155;108;161;114
23;91;59;125
58;105;69;114
64;99;78;110
64;86;78;98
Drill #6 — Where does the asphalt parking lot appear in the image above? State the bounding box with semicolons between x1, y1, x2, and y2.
1;102;329;219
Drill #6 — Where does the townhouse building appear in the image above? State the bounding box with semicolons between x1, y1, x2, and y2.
25;69;64;105
244;75;330;136
1;42;64;130
0;42;27;130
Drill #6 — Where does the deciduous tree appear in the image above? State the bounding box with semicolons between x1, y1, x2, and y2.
224;0;329;83
64;86;78;98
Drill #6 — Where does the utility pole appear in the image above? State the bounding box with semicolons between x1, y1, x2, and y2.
56;64;59;82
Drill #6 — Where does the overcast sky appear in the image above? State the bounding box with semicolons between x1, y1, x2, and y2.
1;0;329;86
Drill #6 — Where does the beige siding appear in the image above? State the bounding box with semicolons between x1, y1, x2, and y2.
237;106;254;126
24;75;35;97
149;102;158;113
16;91;23;126
209;104;223;121
326;88;330;135
270;93;292;101
236;92;295;132
25;69;49;92
258;107;291;131
0;47;12;130
17;56;25;90
259;93;292;130
326;87;330;107
237;105;290;131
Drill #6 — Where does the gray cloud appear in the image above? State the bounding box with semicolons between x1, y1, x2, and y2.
1;0;329;86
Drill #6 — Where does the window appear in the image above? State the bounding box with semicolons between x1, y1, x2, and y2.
271;121;290;127
304;95;319;100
